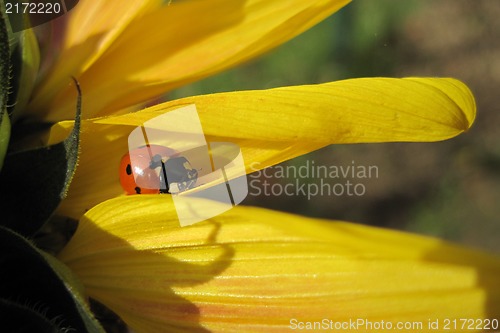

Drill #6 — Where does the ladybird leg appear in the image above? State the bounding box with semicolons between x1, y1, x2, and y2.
159;160;170;194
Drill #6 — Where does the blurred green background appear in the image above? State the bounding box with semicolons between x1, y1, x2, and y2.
169;0;500;253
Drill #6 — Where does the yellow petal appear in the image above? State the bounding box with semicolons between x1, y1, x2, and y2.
50;77;475;219
31;0;350;121
64;0;163;68
27;0;163;120
99;77;475;143
58;196;500;333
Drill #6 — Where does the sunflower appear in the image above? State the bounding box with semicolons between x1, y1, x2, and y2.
1;1;499;333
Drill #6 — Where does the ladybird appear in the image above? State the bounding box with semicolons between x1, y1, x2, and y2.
119;144;198;195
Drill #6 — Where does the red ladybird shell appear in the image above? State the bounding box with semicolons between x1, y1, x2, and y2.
119;144;177;195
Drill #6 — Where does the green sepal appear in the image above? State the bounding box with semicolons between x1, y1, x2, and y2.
0;7;11;171
1;0;32;33
0;298;71;333
0;111;9;171
0;225;106;333
9;28;41;122
0;79;81;237
0;7;10;122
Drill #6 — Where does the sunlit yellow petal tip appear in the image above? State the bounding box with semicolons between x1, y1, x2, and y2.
406;77;476;132
59;196;500;333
